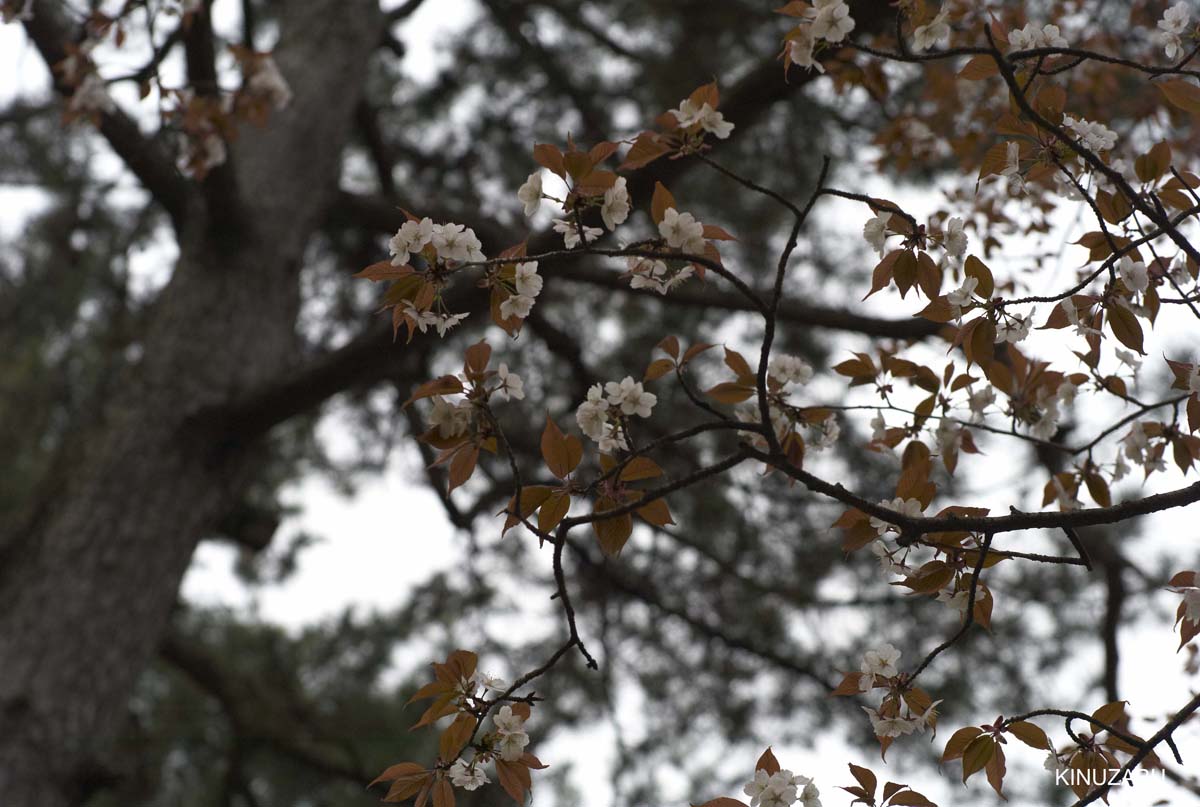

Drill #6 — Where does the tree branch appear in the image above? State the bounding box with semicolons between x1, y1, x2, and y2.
22;0;191;226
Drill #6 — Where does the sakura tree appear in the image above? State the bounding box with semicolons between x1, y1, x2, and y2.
6;0;1200;805
358;1;1200;803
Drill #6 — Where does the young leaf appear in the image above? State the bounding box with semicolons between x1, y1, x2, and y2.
651;181;676;224
756;747;781;775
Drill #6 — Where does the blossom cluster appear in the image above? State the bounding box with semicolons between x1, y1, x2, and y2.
732;353;839;452
861;211;967;266
1159;2;1192;60
857;644;941;738
784;0;855;73
520;170;631;245
1008;21;1069;50
446;702;532;791
743;768;822;807
576;377;657;452
669;97;734;139
426;365;525;440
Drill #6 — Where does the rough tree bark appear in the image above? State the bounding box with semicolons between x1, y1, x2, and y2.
0;2;381;804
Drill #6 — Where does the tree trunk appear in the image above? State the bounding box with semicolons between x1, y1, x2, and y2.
0;2;381;803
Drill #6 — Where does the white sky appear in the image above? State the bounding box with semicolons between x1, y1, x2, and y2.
4;2;1200;805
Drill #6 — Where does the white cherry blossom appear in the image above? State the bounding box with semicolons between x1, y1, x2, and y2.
862;211;891;255
769;354;814;386
1159;3;1191;60
1185;589;1200;623
499;293;535;320
433;223;485;263
1118;256;1149;293
602;177;631;229
947;276;978;315
493;364;525;401
514;261;543;297
912;8;950;51
1063;115;1117;153
449;759;489;791
995;311;1033;344
605;377;657;417
861;642;901;678
659;208;706;254
862;707;916;738
1008;22;1068;50
517;172;543;216
943;217;967;259
389;217;434;266
553;218;603;248
788;26;824;73
869;497;922;534
809;0;855;43
428;396;472;439
669;99;734;138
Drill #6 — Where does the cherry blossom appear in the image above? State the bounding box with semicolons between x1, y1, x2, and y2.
808;414;840;451
602;176;631;229
493;364;525;401
658;208;706;254
1000;140;1025;191
946;276;978;318
1118;255;1149;294
432;312;468;337
743;769;818;807
627;256;691;294
389;217;434;266
492;705;531;762
605;376;657;417
449;759;489;791
499;293;535;320
862;707;917;738
471;671;507;691
575;386;610;442
967;385;995;423
428;396;473;439
1115;349;1141;372
787;26;823;73
871;540;906;576
514;261;543;297
1159;2;1191;60
669;98;734;139
1185;589;1200;623
1062;115;1118;153
1008;22;1068;50
870;413;888;442
517;171;543;216
769;354;814;386
401;302;439;334
861;643;901;678
553;218;603;248
942;217;967;259
912;8;950;51
869;497;922;534
994;310;1033;344
862;211;891;255
432;222;485;263
808;0;855;43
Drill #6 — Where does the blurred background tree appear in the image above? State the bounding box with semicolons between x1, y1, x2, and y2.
0;1;1175;805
